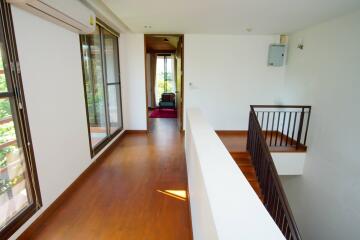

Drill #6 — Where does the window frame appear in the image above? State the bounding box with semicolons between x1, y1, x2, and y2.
0;1;42;239
80;19;123;157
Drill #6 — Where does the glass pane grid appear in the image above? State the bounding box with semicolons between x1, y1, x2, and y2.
81;24;123;152
0;58;31;229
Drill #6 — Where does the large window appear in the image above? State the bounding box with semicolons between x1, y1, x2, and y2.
80;22;123;156
155;55;176;105
0;1;41;238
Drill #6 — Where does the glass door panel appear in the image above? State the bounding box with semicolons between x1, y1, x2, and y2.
103;29;122;133
80;23;123;155
103;29;120;84
81;26;107;147
0;51;32;229
107;85;122;133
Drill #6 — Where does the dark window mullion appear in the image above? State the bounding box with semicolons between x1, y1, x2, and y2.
83;35;98;128
0;1;42;238
106;81;121;86
99;27;111;137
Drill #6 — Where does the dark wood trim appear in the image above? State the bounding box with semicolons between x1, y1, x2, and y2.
79;35;94;157
17;130;127;240
144;34;185;132
215;130;248;135
251;105;312;109
145;34;184;37
143;35;150;132
147;49;176;54
178;35;184;130
96;18;119;37
125;130;148;134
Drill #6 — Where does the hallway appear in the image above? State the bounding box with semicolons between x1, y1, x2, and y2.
24;119;192;240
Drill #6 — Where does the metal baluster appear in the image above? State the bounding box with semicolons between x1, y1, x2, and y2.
280;112;286;146
275;112;281;146
291;112;298;146
303;108;311;145
286;112;292;146
296;108;305;149
270;112;275;146
265;112;270;143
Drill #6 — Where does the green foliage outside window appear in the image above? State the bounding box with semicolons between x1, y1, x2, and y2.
157;72;175;99
0;56;20;194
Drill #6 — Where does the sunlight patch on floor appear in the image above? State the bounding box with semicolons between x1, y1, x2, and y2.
157;190;187;201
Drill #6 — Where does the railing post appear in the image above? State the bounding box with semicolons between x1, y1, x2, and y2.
248;105;305;240
296;108;305;149
303;107;311;146
247;111;251;151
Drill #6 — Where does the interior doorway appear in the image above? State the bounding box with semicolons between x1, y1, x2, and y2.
144;34;184;131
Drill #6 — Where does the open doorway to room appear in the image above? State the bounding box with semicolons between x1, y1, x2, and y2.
144;35;184;132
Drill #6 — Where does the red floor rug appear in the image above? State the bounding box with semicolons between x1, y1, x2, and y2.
149;108;177;118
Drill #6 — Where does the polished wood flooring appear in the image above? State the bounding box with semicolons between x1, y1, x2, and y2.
26;118;192;240
217;131;306;153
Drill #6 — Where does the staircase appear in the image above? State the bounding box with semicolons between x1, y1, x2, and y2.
230;152;264;202
218;105;311;240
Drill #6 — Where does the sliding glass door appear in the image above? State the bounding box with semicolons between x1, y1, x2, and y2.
0;1;41;238
80;22;123;156
102;29;122;134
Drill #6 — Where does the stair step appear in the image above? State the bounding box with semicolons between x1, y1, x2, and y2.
240;168;257;181
231;151;264;202
235;158;252;166
231;152;252;166
249;180;261;191
239;165;255;174
230;152;250;159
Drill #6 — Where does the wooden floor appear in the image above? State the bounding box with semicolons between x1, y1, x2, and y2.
217;131;306;153
26;118;192;240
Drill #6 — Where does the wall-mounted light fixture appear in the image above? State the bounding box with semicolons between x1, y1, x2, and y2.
297;39;304;50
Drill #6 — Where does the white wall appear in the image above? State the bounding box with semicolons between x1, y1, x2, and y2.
186;109;285;240
280;10;360;240
9;7;124;239
119;33;147;130
112;34;287;131
272;152;306;175
184;34;286;130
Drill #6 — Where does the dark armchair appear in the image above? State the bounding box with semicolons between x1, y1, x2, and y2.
159;93;176;109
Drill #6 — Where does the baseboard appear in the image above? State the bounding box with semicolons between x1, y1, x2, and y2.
125;130;148;134
18;131;126;239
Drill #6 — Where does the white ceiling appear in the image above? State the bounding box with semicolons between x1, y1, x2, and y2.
102;0;360;34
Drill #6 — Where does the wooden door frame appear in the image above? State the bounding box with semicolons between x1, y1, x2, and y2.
144;34;184;131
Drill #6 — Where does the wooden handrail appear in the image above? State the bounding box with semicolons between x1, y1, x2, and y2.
251;105;311;149
247;106;302;240
251;105;311;109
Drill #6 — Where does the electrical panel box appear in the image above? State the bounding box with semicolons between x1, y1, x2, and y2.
268;44;286;66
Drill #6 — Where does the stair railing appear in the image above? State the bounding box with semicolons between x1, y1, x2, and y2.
247;105;304;240
251;105;311;149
